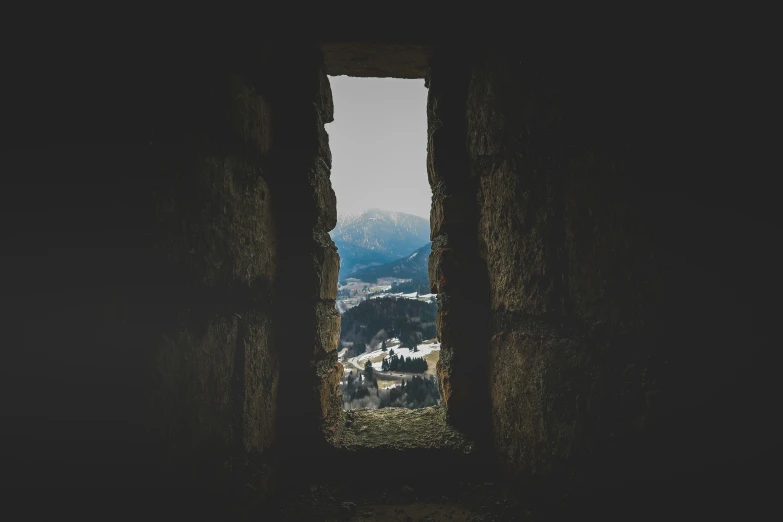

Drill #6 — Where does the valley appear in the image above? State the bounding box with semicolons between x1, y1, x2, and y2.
330;209;440;410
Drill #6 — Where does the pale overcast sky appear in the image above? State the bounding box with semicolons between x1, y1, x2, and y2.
325;76;431;219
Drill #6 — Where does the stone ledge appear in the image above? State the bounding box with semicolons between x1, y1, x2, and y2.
321;42;430;79
327;406;474;453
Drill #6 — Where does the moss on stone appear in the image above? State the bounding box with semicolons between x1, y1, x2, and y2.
328;406;474;453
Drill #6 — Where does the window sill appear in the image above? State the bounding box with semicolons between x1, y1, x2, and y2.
328;406;474;453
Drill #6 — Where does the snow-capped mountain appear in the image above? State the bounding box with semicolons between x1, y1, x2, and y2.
330;208;430;279
348;242;431;284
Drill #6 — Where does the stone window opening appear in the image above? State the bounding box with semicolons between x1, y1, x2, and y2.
306;44;486;453
324;75;440;414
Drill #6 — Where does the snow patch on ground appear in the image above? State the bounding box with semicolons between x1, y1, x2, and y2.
369;292;436;302
345;341;441;372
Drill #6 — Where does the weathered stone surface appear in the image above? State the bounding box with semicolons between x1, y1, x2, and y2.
477;158;554;315
457;47;777;491
0;49;282;499
489;325;583;475
316;64;334;123
147;307;278;461
242;310;280;452
6;36;775;516
318;361;342;429
274;232;339;302
434;292;490;429
154;154;276;290
310;163;337;232
428;247;451;294
329;406;474;453
428;247;484;296
465;54;666;479
427;126;471;190
269;46;343;451
466;57;508;158
315;301;341;355
143;139;281;492
321;42;431;79
312;230;341;301
228;72;273;154
430;192;473;238
317;241;341;300
424;49;492;441
316;107;333;170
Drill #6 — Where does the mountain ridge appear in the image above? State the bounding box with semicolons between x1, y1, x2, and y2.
331;208;430;279
347;242;431;285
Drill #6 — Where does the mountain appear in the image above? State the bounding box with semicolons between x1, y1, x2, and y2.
349;242;431;284
331;209;430;280
332;242;398;281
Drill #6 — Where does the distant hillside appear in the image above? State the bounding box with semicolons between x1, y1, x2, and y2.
349;242;431;285
340;297;437;348
332;242;398;280
331;209;430;279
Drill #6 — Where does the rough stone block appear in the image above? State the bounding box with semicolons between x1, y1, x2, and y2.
428;247;482;296
478;165;553;315
317;65;334;123
466;64;505;158
427;127;470;189
430;192;473;238
315;301;341;355
316;109;332;169
489;325;597;476
428;247;451;294
314;230;340;300
154;154;276;290
319;246;340;300
436;295;486;355
318;361;342;426
242;310;279;453
310;164;337;232
228;73;273;155
274;241;338;302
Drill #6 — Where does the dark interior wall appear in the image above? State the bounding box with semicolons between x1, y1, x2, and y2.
0;38;284;500
426;50;492;443
430;42;779;491
266;45;343;465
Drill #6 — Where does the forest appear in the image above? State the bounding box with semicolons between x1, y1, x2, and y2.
380;354;428;373
385;275;430;296
342;360;440;410
339;297;436;347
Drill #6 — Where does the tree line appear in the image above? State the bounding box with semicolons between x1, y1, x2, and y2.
340;297;436;347
342;362;440;410
381;354;428;373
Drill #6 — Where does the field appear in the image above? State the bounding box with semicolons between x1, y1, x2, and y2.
340;338;440;386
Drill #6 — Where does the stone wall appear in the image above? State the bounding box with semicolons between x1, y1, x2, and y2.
0;39;285;504
2;32;775;511
426;49;492;443
1;36;344;503
428;43;778;487
267;46;343;470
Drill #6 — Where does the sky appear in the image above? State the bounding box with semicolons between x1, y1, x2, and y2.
325;76;431;219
